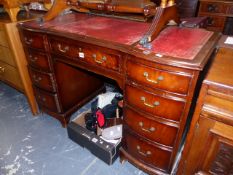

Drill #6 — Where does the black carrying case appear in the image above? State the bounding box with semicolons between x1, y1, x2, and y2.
67;112;121;165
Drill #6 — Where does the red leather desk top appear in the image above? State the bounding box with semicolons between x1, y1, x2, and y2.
137;26;213;60
25;13;213;61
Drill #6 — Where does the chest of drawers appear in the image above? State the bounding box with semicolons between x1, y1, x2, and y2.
0;23;23;90
19;12;219;174
198;0;233;34
177;46;233;174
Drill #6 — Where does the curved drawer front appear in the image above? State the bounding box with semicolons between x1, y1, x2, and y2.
34;88;61;113
22;30;46;50
124;107;178;147
49;37;121;71
123;130;172;172
29;67;56;93
27;49;52;71
125;85;185;121
127;61;191;94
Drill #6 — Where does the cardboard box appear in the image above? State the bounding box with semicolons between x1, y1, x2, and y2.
67;111;121;165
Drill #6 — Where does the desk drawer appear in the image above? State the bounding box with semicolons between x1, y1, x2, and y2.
0;46;15;66
199;2;226;14
0;61;23;89
29;67;56;93
22;30;46;50
204;15;226;30
126;61;191;94
125;85;185;122
34;87;61;113
49;38;77;58
81;47;121;71
0;28;9;47
123;130;172;172
124;107;178;147
49;38;121;71
27;49;52;71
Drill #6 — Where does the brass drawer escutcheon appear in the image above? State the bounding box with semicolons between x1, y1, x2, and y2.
29;55;38;62
92;54;107;64
139;121;156;133
140;96;160;108
0;66;5;74
32;75;42;83
24;37;33;45
143;72;164;84
38;95;46;102
136;145;152;157
57;44;69;53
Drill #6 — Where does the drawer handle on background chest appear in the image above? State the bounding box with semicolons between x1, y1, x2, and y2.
57;44;69;53
139;122;156;133
93;54;107;64
33;75;42;82
24;37;33;45
143;72;164;84
0;66;5;74
207;4;218;12
29;55;38;62
136;146;151;157
140;96;160;108
207;17;215;26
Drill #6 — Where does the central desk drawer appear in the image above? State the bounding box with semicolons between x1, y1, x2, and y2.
34;87;61;113
124;107;178;147
29;67;56;93
26;49;52;72
81;47;120;71
123;130;172;172
49;37;121;71
126;61;191;94
125;85;185;122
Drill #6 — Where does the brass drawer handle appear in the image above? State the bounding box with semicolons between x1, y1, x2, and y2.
24;37;33;45
93;54;107;64
0;66;5;74
29;55;38;62
143;72;164;84
140;96;160;108
57;44;69;53
136;145;151;157
33;75;42;83
139;122;156;133
38;95;46;102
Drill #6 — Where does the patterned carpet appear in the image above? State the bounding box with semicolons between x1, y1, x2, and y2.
0;82;147;175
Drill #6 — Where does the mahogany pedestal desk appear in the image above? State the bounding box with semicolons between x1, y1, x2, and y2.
18;12;219;174
177;39;233;174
